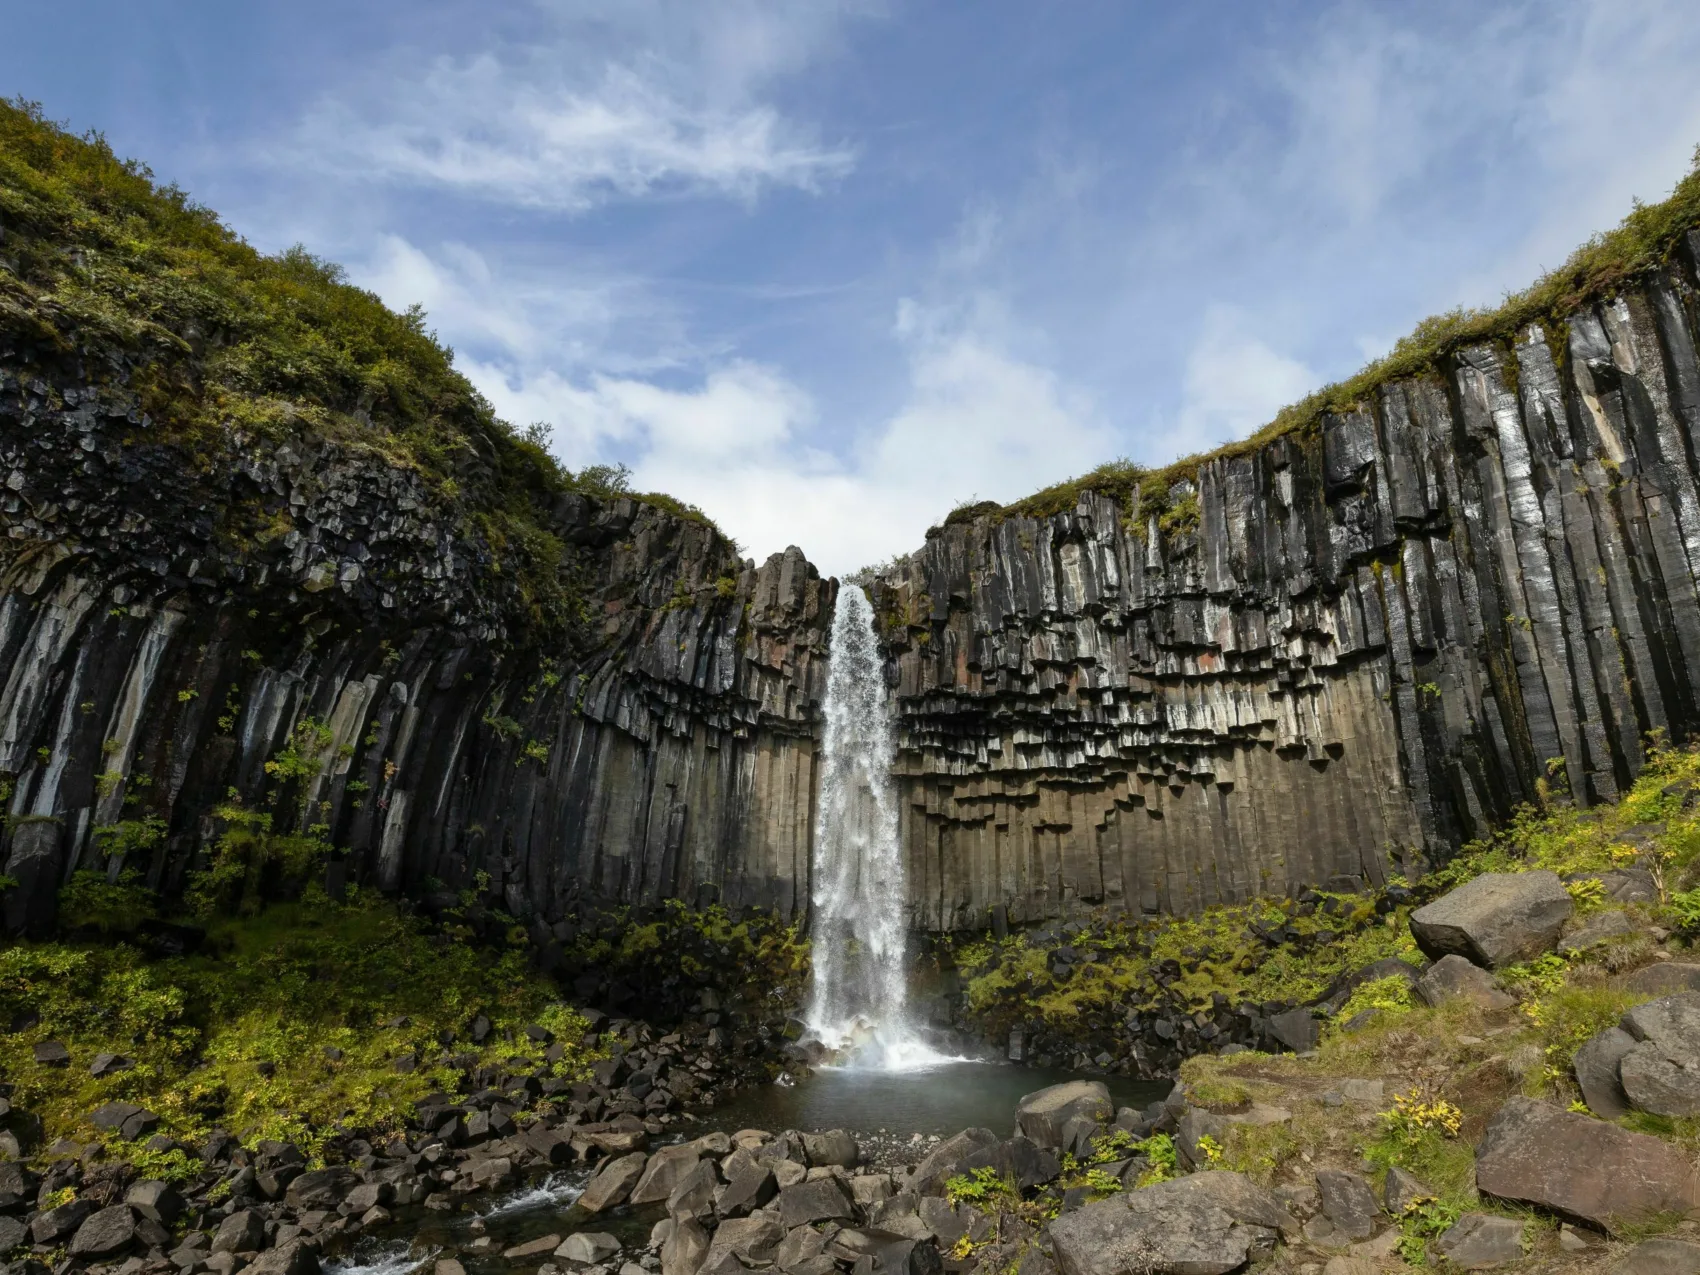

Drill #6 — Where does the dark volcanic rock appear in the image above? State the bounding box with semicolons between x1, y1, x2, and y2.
1415;954;1515;1010
1049;1171;1284;1275
1618;993;1700;1117
1473;1097;1700;1231
1573;1026;1637;1119
1408;872;1572;969
67;1205;136;1259
579;1151;647;1213
1433;1213;1525;1268
1016;1082;1112;1150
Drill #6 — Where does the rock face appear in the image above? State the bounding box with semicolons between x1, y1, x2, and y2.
1408;872;1572;969
12;235;1700;930
1473;1097;1700;1231
1048;1171;1284;1275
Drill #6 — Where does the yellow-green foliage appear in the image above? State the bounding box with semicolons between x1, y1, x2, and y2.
1330;974;1417;1034
0;887;595;1159
971;148;1700;532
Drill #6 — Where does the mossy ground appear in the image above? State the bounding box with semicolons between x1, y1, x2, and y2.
1;884;599;1164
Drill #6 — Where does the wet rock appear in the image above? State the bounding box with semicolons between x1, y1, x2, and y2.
504;1235;563;1260
581;1152;648;1213
557;1233;621;1265
1433;1213;1525;1269
1614;1237;1700;1274
1049;1171;1284;1275
1619;993;1700;1117
1474;1097;1700;1231
1016;1082;1111;1149
1315;1170;1378;1240
1414;954;1515;1010
1574;1026;1637;1119
777;1177;854;1230
1408;871;1572;969
212;1209;266;1254
68;1205;136;1259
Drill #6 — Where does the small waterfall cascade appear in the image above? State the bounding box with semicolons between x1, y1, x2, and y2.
805;585;945;1070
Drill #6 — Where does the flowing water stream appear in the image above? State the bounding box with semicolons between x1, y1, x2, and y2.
804;585;946;1070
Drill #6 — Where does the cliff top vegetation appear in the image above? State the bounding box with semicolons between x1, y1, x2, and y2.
0;98;713;540
954;145;1700;534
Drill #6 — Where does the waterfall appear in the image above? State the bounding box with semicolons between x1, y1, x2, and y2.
805;585;942;1070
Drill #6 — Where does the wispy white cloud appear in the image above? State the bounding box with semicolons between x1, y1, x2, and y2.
1167;306;1315;459
288;2;861;211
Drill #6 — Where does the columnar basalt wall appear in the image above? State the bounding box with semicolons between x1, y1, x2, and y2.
873;240;1700;930
0;362;835;934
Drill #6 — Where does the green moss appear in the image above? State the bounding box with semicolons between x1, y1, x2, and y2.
0;886;594;1160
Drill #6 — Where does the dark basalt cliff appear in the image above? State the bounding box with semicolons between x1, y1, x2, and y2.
0;371;835;933
8;106;1700;938
873;235;1700;928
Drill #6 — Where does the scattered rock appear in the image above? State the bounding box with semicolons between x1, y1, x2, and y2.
1409;870;1572;969
556;1232;621;1264
801;1130;858;1169
580;1152;648;1213
630;1145;701;1206
32;1039;70;1066
1315;1170;1379;1241
702;1216;784;1270
125;1179;183;1225
30;1200;93;1245
284;1168;356;1211
212;1209;266;1254
1559;909;1635;955
1614;1237;1700;1274
1433;1213;1525;1269
88;1051;134;1077
247;1242;320;1275
1473;1097;1700;1231
1575;1026;1638;1119
1015;1083;1111;1150
912;1128;998;1195
777;1177;854;1230
1626;963;1700;997
1415;954;1515;1010
1049;1171;1284;1275
1619;993;1700;1117
68;1205;136;1259
1267;1007;1320;1053
503;1234;563;1261
716;1163;778;1218
661;1218;709;1275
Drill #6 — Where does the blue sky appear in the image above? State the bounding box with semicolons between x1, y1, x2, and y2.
9;1;1700;572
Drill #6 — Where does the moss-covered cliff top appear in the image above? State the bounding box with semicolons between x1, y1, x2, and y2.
0;98;710;533
960;146;1700;533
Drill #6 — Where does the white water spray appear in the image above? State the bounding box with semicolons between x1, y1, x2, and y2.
806;586;948;1070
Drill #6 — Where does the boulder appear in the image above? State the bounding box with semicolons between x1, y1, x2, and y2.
579;1151;647;1213
1382;1166;1433;1216
661;1218;710;1275
1267;1007;1319;1052
956;1135;1060;1192
31;1039;70;1066
247;1242;320;1275
212;1209;266;1254
850;1174;893;1209
1619;993;1700;1117
1559;909;1634;955
1048;1171;1284;1275
1433;1213;1525;1269
1626;963;1700;997
1615;1237;1700;1274
89;1100;159;1141
29;1200;93;1245
716;1163;778;1217
125;1179;184;1225
912;1127;999;1195
825;1227;942;1275
630;1145;701;1206
801;1129;858;1169
666;1159;720;1221
285;1168;356;1211
0;1217;26;1253
777;1177;854;1230
1574;1026;1637;1119
503;1235;563;1260
775;1224;828;1269
1016;1082;1112;1149
1415;954;1515;1011
556;1232;621;1264
1409;870;1572;969
702;1216;784;1269
1315;1169;1379;1241
1474;1097;1700;1231
68;1205;136;1258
